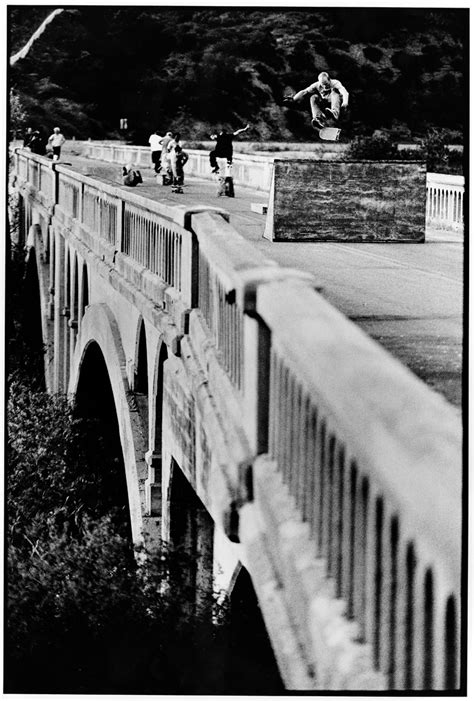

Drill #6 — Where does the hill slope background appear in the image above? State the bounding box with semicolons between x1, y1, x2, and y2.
9;7;467;143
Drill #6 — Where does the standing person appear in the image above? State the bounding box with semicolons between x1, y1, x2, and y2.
287;72;349;128
148;129;163;173
160;131;174;184
47;127;66;160
29;129;46;155
209;124;249;173
23;127;33;148
170;144;189;193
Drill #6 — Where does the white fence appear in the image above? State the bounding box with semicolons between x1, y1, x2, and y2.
426;173;464;232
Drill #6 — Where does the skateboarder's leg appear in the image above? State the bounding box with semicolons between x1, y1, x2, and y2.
329;91;342;120
209;149;218;171
309;95;325;120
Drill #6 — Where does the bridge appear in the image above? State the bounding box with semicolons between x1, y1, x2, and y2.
9;143;463;691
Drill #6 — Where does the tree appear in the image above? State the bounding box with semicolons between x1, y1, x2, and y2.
9;88;27;138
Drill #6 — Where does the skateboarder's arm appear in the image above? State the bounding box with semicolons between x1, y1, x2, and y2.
233;124;250;136
292;81;320;101
331;79;349;107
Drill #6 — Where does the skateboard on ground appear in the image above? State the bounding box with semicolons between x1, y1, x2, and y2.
215;160;235;197
217;175;234;197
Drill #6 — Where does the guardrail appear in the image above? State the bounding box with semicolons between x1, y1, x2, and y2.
13;146;462;690
82;141;464;233
84;140;275;192
426;172;464;232
251;278;461;690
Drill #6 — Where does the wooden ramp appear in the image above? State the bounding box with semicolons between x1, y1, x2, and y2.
263;159;426;243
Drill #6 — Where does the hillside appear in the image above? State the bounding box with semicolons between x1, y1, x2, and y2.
9;7;467;143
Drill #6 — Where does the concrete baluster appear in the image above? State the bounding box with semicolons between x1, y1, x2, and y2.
353;475;369;641
377;510;395;683
317;420;327;557
340;460;356;614
297;395;311;516
412;561;428;689
323;432;336;571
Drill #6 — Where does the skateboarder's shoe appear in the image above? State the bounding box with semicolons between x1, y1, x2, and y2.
311;117;325;129
324;108;338;121
211;166;220;174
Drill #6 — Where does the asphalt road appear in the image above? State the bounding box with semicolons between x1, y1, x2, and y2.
65;149;464;411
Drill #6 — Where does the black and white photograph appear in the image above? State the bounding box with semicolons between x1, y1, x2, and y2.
5;3;467;695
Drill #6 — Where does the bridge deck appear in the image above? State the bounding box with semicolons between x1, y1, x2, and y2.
65;147;463;410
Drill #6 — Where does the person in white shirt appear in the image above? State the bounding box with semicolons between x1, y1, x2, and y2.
148;130;163;173
48;127;66;160
289;72;349;129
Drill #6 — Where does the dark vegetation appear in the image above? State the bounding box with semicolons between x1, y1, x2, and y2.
9;7;467;144
5;234;282;693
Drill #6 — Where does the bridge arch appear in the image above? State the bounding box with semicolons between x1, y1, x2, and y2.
70;302;148;543
151;340;168;456
134;316;148;394
80;261;89;322
24;244;47;389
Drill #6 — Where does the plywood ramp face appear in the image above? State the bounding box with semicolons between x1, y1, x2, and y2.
265;160;426;243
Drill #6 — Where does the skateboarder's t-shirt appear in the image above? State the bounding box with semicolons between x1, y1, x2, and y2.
214;132;233;158
307;79;348;102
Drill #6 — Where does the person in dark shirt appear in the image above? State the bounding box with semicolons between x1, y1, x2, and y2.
23;127;33;148
29;129;46;155
209;124;249;173
122;163;143;187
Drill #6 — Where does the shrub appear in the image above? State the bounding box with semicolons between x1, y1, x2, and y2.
363;45;384;63
348;130;398;159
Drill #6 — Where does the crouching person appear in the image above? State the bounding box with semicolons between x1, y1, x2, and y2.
122;163;143;187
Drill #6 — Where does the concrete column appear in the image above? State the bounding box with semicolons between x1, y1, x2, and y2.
145;449;162;516
62;248;71;390
48;226;55;320
53;230;65;392
116;198;125;253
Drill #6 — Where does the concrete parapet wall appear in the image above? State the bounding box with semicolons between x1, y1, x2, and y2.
264;159;427;242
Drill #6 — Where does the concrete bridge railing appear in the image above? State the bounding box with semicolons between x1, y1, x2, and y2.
83;141;464;233
11;147;462;691
426;172;464;232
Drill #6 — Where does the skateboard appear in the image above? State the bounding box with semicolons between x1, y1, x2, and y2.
314;106;342;141
318;126;341;141
217;175;234;197
224;176;234;197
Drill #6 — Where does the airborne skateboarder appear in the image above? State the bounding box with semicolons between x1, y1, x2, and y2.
284;71;349;139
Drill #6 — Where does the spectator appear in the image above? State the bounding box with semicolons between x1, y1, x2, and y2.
29;129;46;156
148;129;163;173
160;131;174;177
23;127;33;148
48;127;66;160
122;163;143;187
209;124;249;173
170;144;189;193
